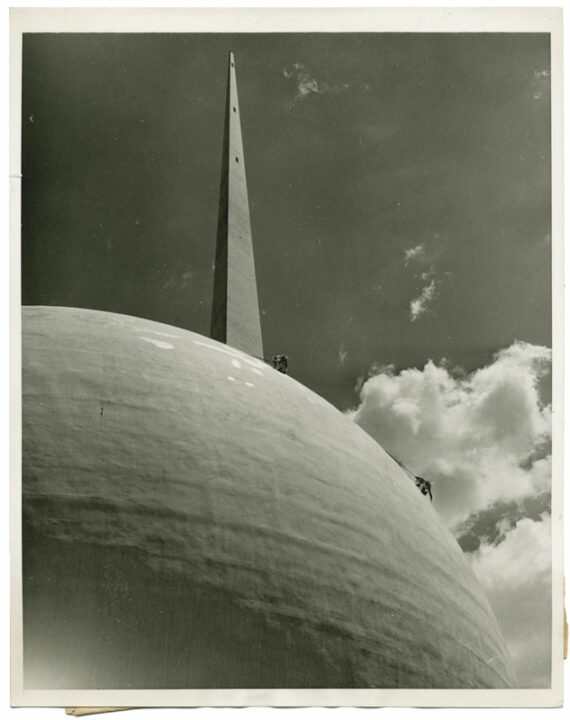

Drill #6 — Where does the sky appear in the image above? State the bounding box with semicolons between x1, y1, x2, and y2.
21;32;552;688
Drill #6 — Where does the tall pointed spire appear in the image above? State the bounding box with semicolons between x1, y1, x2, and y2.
210;52;264;359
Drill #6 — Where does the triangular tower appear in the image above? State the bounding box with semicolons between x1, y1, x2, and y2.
210;52;264;359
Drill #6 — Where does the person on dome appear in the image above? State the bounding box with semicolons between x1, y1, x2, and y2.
272;354;289;374
414;476;433;502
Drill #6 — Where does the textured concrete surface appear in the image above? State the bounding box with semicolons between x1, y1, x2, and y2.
22;306;515;689
210;52;263;359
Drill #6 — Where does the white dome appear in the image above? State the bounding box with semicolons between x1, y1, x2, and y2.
22;306;514;689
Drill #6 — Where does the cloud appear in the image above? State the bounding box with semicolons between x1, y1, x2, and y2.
403;243;425;265
468;515;551;687
282;63;348;102
409;278;438;321
338;343;348;367
348;340;551;526
347;341;552;687
403;242;445;321
455;491;550;552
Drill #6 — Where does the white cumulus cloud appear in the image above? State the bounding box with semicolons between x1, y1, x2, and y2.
468;515;551;687
347;341;552;687
349;340;551;525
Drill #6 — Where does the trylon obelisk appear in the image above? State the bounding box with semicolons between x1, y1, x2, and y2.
210;52;264;359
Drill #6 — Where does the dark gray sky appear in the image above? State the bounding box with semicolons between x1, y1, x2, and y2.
22;32;551;410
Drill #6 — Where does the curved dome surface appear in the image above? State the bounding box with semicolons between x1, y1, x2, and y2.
22;306;514;689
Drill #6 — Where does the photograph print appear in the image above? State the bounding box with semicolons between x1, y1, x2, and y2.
12;8;563;706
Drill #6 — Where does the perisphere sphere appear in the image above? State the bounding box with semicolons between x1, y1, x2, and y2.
22;306;515;689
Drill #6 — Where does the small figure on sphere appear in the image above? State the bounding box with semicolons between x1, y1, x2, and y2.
414;476;433;502
272;354;289;374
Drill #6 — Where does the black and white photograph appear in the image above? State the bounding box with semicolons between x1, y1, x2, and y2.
9;7;564;708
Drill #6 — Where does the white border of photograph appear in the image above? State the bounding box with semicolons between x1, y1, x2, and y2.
8;5;564;709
